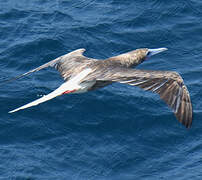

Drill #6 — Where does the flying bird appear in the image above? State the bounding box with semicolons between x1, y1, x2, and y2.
6;48;192;128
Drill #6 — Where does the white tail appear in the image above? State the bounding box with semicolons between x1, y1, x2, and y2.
9;68;92;113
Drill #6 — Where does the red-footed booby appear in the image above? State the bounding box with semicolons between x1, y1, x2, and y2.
6;48;192;128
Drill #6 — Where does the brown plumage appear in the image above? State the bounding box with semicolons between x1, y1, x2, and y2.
5;48;193;128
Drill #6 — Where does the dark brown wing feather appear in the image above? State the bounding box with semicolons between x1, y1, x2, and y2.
1;48;95;84
94;67;192;128
55;49;95;80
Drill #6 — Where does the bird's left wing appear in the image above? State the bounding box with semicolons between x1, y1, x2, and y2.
93;67;192;128
1;48;93;84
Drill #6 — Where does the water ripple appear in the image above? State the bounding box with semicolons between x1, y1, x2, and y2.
0;0;202;179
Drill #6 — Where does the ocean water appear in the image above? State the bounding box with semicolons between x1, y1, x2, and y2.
0;0;202;179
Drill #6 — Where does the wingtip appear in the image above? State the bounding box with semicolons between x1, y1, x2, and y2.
178;116;192;129
185;121;192;129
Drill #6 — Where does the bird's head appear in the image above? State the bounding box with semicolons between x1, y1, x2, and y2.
125;47;168;67
108;47;168;68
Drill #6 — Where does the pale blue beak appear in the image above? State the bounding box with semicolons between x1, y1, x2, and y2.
147;48;168;57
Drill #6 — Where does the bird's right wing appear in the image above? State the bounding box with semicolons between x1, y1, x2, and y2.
2;48;94;84
93;67;192;128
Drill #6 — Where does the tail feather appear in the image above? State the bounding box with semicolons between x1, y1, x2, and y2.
9;68;92;113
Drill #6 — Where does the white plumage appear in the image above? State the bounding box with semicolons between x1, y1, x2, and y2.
9;68;93;113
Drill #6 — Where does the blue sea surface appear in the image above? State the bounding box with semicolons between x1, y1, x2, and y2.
0;0;202;179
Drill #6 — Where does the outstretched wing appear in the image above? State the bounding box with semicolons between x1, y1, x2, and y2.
1;48;95;84
94;67;192;128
